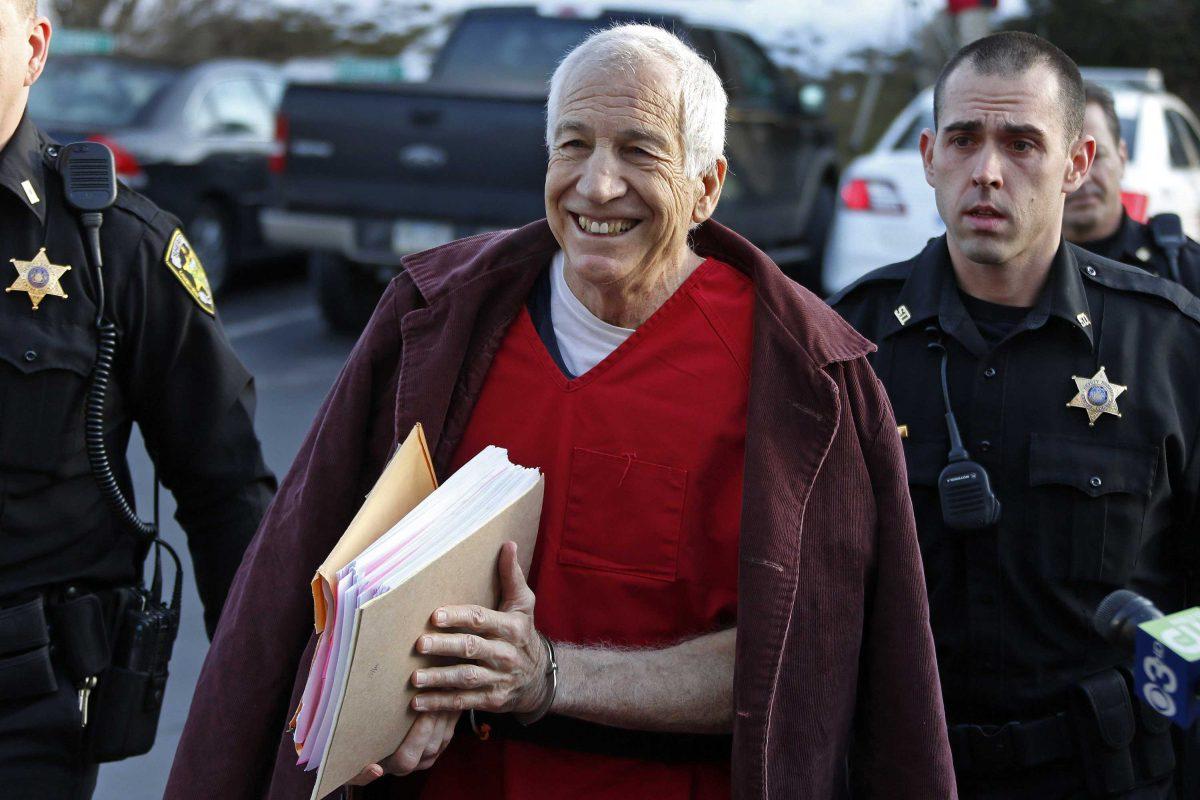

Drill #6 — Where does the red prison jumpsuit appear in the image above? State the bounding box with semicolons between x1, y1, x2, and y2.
421;257;754;799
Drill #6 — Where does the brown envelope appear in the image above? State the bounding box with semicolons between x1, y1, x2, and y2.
311;424;438;632
305;428;544;800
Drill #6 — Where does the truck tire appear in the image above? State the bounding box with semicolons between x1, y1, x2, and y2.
311;253;387;334
189;199;235;295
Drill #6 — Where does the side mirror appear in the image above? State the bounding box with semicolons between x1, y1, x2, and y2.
798;83;827;116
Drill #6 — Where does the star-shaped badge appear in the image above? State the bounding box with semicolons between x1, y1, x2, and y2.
1067;366;1126;427
6;248;70;310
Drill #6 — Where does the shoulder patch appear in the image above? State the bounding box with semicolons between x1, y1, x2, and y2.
1077;249;1200;325
164;230;215;315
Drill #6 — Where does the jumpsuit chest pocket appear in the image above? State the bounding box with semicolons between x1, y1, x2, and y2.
558;447;688;582
1027;434;1159;585
0;311;96;474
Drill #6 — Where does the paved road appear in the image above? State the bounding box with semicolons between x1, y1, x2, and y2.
95;271;357;799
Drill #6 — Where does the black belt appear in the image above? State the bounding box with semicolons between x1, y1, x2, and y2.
0;587;119;703
949;713;1076;778
464;713;732;765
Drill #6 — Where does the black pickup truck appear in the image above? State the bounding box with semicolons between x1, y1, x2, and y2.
263;6;839;331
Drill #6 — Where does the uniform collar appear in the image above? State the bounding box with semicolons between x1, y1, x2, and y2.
884;235;1095;353
0;111;48;224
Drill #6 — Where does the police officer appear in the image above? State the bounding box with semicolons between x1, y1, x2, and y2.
1064;81;1200;294
831;32;1200;798
0;4;275;798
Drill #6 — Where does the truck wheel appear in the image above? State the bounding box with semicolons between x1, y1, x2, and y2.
311;253;386;334
189;199;235;294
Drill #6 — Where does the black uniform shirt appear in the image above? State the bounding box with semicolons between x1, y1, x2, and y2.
830;236;1200;724
0;114;276;635
1080;210;1200;296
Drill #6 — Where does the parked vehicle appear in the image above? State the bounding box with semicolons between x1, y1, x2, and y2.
28;56;286;292
821;69;1200;295
263;6;839;332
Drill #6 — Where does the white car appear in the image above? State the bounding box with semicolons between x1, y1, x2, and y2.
822;70;1200;295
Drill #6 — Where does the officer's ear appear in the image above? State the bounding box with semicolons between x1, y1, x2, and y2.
919;128;936;188
1063;134;1095;195
1117;138;1129;173
25;17;51;88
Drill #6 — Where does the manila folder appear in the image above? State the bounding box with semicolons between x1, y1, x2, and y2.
311;475;545;800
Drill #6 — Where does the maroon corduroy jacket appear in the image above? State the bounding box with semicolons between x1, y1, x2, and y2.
165;219;956;799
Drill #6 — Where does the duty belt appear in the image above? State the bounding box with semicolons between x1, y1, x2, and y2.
949;713;1075;778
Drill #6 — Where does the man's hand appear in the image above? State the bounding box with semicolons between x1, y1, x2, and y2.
410;541;550;715
346;710;459;786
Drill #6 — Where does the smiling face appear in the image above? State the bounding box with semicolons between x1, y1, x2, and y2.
920;63;1092;270
544;56;722;303
1063;102;1127;242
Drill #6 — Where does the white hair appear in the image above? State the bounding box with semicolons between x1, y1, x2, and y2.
545;24;727;179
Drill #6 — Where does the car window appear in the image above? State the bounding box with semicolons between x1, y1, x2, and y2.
436;15;593;91
1164;109;1194;168
893;108;935;151
1166;108;1200;168
28;57;180;129
718;32;781;108
198;78;274;139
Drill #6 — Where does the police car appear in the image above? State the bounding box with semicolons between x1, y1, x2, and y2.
821;68;1200;295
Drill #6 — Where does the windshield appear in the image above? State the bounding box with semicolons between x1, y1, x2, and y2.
28;57;180;130
435;14;594;92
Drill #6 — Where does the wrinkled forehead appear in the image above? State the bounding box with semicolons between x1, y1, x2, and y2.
555;56;681;131
939;63;1064;135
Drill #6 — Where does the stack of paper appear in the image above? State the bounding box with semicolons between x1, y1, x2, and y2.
289;425;544;800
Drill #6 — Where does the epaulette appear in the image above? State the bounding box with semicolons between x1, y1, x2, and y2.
1072;243;1200;325
110;186;168;229
826;259;912;306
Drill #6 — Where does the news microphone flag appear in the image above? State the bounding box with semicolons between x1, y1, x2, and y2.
1135;607;1200;728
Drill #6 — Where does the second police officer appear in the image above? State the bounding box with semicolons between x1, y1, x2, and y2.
0;4;275;798
1063;81;1200;295
831;32;1200;799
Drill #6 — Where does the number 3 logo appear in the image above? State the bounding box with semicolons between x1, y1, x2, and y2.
1142;656;1179;717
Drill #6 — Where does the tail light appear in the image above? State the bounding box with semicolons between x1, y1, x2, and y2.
85;134;143;186
1120;191;1149;223
269;113;289;175
839;178;906;214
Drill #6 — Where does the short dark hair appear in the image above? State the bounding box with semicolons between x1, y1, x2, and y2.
1083;81;1123;148
933;31;1085;147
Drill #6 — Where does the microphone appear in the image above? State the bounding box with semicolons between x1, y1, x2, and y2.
1094;590;1200;727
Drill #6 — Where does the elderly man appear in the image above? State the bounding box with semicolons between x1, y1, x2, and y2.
168;25;954;799
832;32;1200;798
1063;81;1200;293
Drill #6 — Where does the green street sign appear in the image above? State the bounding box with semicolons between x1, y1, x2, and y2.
54;29;116;56
335;58;405;83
